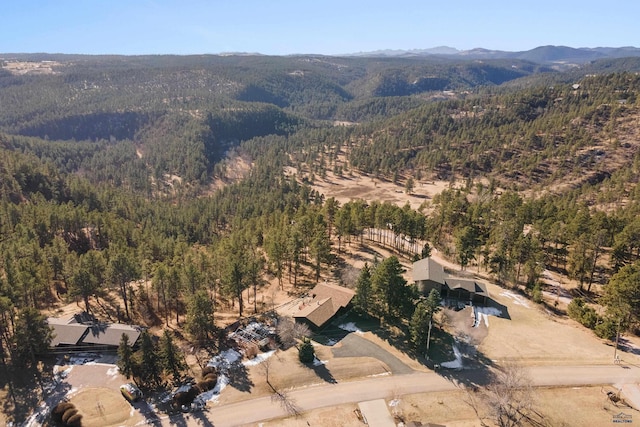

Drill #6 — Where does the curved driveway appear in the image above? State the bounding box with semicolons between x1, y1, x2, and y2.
332;333;414;375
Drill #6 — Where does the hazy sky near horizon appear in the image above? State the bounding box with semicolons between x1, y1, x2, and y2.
2;0;638;55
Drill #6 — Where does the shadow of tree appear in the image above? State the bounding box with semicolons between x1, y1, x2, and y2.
306;361;337;384
2;362;72;425
190;409;215;427
226;362;254;393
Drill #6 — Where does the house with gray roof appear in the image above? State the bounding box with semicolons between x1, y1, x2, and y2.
47;312;142;352
412;257;489;305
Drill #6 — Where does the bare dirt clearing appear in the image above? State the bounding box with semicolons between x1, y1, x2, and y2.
285;165;459;212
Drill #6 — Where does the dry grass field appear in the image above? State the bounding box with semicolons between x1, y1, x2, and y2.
262;386;638;427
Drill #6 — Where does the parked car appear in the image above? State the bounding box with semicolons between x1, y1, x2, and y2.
120;383;142;402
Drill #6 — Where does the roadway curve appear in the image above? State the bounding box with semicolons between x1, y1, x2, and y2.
177;364;640;427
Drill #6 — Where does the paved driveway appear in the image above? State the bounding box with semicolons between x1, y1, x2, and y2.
332;333;414;375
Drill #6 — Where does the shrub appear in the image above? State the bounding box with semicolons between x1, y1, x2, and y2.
595;319;618;340
298;338;315;363
61;408;78;424
51;402;75;423
567;297;586;320
66;413;83;427
531;282;543;304
567;297;599;329
581;308;599;329
173;387;198;407
204;372;218;383
201;366;216;376
196;377;217;391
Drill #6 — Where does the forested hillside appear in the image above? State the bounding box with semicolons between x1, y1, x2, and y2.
1;53;640;421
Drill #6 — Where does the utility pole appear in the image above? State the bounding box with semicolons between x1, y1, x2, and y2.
426;319;433;359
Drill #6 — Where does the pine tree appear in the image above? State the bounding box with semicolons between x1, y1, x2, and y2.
298;337;315;363
13;307;53;367
354;263;373;314
138;330;162;388
159;330;186;385
185;290;216;345
117;333;136;381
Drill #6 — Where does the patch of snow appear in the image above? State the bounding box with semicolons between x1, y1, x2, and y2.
67;352;101;365
389;399;401;407
441;344;463;369
338;322;363;334
207;349;242;370
500;291;530;308
473;306;502;328
542;269;560;286
476;306;502;316
367;372;391;378
65;387;78;398
243;350;276;366
106;366;119;377
312;357;327;366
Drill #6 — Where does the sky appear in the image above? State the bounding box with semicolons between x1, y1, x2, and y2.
2;0;638;56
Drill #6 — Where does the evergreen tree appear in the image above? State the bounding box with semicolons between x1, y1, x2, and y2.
185;290;216;345
138;330;162;388
159;330;186;385
410;289;441;353
298;337;315;363
117;333;136;381
12;307;53;367
371;256;413;319
353;263;373;314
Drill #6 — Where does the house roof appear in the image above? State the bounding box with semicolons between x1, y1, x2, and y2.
444;278;489;297
293;283;355;328
308;283;355;309
49;323;89;347
81;324;142;347
47;315;142;348
293;298;336;328
412;258;490;298
412;257;445;284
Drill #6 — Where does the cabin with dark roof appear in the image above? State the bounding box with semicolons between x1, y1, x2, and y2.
412;258;489;305
47;312;142;352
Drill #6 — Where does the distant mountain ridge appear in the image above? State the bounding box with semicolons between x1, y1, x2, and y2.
347;45;640;65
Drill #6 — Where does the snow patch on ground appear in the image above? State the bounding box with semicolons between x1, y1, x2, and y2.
367;372;391;378
243;350;276;367
338;322;363;334
500;291;530;308
474;306;503;328
207;349;241;370
441;344;463;369
65;386;79;398
312;357;327;366
106;366;119;376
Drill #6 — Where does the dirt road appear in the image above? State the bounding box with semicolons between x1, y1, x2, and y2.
155;364;640;427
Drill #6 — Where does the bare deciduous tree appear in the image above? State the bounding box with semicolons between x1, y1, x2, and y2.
465;362;537;427
259;355;300;416
276;316;310;348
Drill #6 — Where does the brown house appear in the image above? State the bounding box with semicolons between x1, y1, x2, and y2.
293;283;356;329
412;257;489;305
